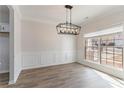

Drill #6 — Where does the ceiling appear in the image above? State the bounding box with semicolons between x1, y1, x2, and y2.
19;5;124;24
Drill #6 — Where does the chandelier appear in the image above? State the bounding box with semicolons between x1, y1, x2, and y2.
56;5;81;35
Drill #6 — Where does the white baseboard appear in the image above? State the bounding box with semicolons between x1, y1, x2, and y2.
9;68;22;85
15;69;22;83
9;80;15;85
23;61;75;70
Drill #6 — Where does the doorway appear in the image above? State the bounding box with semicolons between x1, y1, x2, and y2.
0;5;12;86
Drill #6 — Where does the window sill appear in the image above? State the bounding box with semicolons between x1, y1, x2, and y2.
84;59;123;72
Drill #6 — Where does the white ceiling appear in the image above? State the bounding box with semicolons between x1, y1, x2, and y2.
19;5;124;24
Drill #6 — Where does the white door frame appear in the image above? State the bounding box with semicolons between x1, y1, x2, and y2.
7;5;14;84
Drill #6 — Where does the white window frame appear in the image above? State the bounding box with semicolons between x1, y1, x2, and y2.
84;24;124;70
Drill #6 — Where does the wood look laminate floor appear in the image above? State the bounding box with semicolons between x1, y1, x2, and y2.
1;63;124;88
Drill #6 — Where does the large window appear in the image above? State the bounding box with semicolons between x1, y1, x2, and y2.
85;38;99;63
85;32;124;69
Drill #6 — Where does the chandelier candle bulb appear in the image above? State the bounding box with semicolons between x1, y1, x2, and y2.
56;5;81;35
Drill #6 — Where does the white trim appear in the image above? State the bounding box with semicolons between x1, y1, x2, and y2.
14;68;22;83
8;68;22;85
23;61;75;70
22;51;76;70
7;5;15;85
13;6;22;19
0;70;9;74
8;80;15;85
84;25;123;37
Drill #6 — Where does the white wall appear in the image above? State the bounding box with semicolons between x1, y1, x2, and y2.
0;6;9;73
77;8;124;79
21;19;77;69
0;33;9;73
8;6;22;84
13;6;22;83
0;6;9;23
9;5;76;84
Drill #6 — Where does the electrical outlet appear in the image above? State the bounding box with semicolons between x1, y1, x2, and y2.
0;23;9;32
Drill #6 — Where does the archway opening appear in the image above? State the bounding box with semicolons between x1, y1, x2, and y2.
0;5;13;85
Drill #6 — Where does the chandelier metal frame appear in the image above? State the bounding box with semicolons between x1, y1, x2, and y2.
56;5;81;35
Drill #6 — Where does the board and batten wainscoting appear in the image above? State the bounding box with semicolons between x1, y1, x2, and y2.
21;19;77;70
22;51;76;69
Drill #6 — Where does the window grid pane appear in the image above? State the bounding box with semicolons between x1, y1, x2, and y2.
85;33;123;69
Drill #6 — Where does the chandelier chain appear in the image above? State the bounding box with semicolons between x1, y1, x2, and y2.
56;5;81;35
